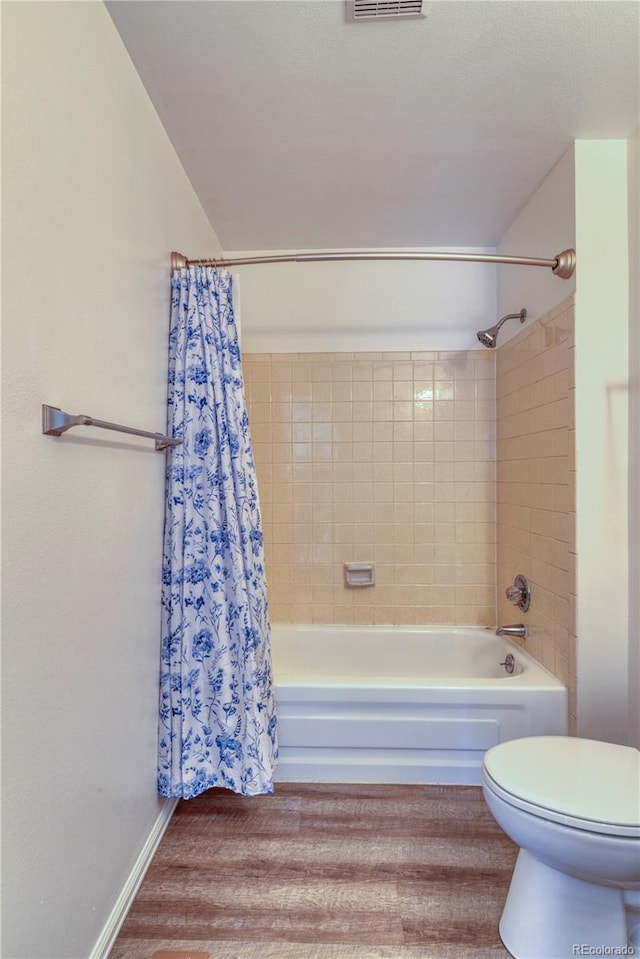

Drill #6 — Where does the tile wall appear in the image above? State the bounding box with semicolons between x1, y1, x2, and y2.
243;351;496;626
496;295;577;730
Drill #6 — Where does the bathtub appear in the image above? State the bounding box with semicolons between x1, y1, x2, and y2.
271;625;568;785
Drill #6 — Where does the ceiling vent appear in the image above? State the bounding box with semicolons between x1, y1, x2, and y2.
346;0;424;22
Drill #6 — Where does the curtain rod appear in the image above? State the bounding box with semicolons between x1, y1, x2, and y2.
170;248;576;278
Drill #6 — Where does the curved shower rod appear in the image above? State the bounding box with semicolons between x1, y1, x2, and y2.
170;247;576;278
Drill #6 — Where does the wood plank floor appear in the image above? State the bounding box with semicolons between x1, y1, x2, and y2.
109;783;516;959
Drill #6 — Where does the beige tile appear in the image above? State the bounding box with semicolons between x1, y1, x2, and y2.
243;350;579;636
331;362;352;381
496;301;575;709
373;361;393;381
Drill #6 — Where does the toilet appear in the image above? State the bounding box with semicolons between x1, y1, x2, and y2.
482;736;640;959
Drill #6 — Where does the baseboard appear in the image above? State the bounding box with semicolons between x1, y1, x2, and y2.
90;797;178;959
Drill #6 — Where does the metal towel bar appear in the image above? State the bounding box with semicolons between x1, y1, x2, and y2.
42;404;181;452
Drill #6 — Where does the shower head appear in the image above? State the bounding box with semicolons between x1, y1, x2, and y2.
477;327;499;349
477;308;527;349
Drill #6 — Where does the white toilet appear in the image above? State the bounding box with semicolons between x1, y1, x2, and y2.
482;736;640;959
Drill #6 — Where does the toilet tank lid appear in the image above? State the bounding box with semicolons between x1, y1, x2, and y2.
483;736;640;828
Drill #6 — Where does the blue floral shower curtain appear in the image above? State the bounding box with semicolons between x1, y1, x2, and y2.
158;266;277;799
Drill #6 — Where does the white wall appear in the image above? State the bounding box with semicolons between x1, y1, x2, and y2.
229;151;574;357
573;141;629;745
231;250;497;353
496;140;632;745
497;145;576;336
627;128;639;749
1;4;222;958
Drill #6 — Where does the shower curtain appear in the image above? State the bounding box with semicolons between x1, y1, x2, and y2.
157;266;277;799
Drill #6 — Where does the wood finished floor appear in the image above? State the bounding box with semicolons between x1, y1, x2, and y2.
109;783;516;959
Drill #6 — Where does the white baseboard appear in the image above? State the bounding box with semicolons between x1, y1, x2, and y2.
90;797;178;959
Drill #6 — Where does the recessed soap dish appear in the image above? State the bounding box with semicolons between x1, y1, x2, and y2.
344;562;375;587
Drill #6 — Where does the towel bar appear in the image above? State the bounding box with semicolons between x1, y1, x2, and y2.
42;404;181;452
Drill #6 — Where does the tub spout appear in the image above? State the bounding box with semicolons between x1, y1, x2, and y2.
496;624;527;639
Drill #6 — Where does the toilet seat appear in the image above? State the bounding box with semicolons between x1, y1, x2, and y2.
482;736;640;839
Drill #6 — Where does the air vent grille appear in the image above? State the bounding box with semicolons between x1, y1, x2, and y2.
346;0;424;21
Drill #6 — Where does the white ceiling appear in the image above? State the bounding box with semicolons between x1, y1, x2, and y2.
108;0;639;251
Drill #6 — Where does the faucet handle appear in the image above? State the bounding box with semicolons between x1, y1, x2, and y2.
504;574;531;612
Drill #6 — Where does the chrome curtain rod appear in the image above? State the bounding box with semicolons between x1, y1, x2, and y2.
42;405;181;452
171;248;576;278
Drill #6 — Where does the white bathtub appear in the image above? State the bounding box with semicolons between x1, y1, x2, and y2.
271;625;568;785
